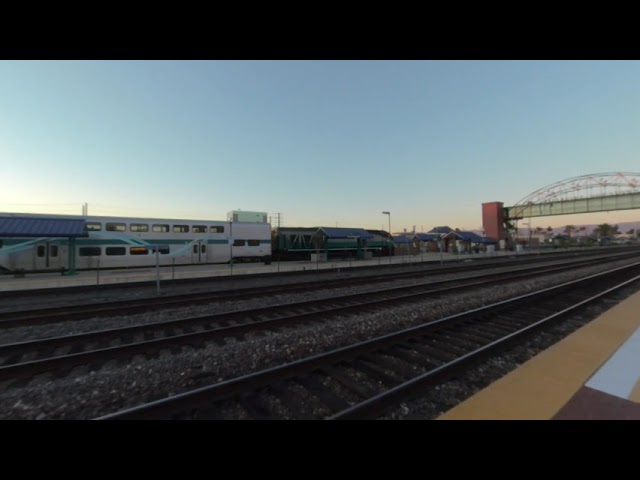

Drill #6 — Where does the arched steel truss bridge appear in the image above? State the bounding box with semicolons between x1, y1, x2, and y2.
504;172;640;222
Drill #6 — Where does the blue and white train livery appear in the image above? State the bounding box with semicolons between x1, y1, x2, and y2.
0;212;272;273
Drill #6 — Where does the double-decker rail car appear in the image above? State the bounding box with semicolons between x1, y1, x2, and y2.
0;212;271;273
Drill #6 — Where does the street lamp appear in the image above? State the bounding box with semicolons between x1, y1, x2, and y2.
382;211;391;263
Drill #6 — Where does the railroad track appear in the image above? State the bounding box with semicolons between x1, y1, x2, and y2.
94;261;640;420
1;250;637;329
1;254;637;387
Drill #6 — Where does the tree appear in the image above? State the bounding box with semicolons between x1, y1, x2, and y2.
593;223;620;238
564;225;576;237
627;228;636;235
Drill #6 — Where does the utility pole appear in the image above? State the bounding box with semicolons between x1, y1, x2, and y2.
274;213;283;228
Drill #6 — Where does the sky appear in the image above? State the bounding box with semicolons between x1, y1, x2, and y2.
1;60;639;233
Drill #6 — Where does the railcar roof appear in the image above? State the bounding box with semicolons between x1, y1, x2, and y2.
0;216;88;237
317;227;375;239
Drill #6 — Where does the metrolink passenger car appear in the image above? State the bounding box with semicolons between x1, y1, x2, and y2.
0;212;271;273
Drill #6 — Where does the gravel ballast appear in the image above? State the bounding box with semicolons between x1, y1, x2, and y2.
1;257;639;419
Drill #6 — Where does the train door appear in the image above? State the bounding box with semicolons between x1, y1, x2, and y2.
34;241;61;271
191;240;207;264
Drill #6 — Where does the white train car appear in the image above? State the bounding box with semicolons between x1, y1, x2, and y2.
0;212;272;273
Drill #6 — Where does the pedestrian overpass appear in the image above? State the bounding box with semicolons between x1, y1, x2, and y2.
506;172;640;221
483;172;640;246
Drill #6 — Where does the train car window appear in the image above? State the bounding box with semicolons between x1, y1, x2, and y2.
150;246;170;254
37;246;45;257
86;222;102;231
106;223;126;232
130;247;149;255
233;239;246;246
193;244;198;254
50;245;59;257
130;224;149;232
201;244;206;254
79;247;101;256
152;224;169;233
106;247;126;256
210;226;224;233
173;225;189;233
193;225;207;233
247;240;260;246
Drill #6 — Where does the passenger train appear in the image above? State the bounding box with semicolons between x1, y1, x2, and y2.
0;212;272;273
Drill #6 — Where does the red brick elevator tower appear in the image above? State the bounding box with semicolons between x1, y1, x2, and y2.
482;202;506;248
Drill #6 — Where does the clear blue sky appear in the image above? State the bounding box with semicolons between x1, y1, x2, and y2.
1;60;639;232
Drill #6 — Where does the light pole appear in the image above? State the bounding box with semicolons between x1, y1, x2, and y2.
382;211;391;264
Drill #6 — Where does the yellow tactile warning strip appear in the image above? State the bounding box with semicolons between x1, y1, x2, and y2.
437;289;640;420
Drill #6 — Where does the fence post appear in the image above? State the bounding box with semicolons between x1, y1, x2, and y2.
155;248;161;295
